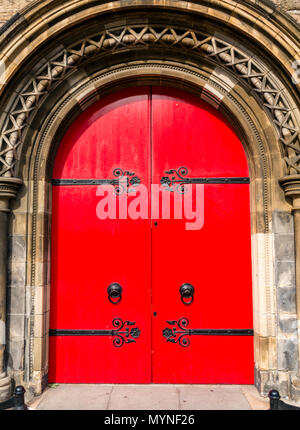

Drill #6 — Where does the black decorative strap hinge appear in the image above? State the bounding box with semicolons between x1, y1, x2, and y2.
163;318;253;347
161;167;249;193
52;168;141;195
50;318;141;347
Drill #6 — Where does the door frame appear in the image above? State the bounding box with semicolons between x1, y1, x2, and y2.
48;85;255;384
2;0;300;402
6;57;293;397
23;62;279;393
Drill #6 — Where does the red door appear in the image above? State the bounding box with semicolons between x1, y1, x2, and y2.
151;88;253;383
49;88;152;383
49;86;254;383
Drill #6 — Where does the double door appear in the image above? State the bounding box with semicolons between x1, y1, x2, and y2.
49;87;254;383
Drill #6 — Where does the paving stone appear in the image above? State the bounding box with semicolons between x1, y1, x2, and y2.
179;385;251;410
32;384;268;410
37;384;112;410
241;385;269;410
108;385;179;410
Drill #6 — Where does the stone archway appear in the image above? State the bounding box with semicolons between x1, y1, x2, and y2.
0;0;299;401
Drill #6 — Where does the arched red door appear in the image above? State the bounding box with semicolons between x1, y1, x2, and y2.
49;87;254;384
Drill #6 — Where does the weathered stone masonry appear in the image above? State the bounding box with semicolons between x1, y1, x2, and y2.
0;0;299;402
0;0;298;24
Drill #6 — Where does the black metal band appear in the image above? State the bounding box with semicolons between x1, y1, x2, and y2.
163;318;253;347
52;179;118;186
182;177;250;184
185;329;253;336
52;168;141;195
52;178;249;185
51;328;253;336
49;318;140;347
50;329;113;336
161;167;249;193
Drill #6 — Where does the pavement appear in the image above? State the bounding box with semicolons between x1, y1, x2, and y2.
27;384;270;410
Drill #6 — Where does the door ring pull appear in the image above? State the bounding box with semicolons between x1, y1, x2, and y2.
180;283;194;305
108;283;122;304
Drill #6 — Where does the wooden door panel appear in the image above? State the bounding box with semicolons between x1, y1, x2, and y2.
52;89;151;180
152;335;254;384
151;87;249;179
49;86;254;384
151;184;253;328
49;88;151;383
151;87;254;383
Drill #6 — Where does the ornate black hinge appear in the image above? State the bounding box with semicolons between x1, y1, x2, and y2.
160;167;249;193
162;318;253;347
52;168;141;195
49;318;141;347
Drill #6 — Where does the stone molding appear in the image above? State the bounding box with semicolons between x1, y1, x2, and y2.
0;177;22;402
22;60;275;388
0;178;23;204
0;0;298;178
0;0;298;399
280;175;300;203
279;174;300;400
5;1;300;26
0;23;299;178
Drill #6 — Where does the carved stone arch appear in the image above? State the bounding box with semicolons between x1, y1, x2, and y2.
17;58;281;396
0;0;299;402
0;19;299;178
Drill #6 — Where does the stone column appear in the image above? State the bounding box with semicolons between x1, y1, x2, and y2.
0;177;22;401
280;175;300;401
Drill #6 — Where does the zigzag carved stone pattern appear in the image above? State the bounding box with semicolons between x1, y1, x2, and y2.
0;25;299;177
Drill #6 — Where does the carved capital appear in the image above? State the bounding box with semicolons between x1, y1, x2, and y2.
0;23;299;177
0;178;23;210
279;175;300;210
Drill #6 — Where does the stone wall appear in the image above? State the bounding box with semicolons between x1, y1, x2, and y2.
0;1;33;26
0;0;299;403
271;0;300;22
0;0;299;26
